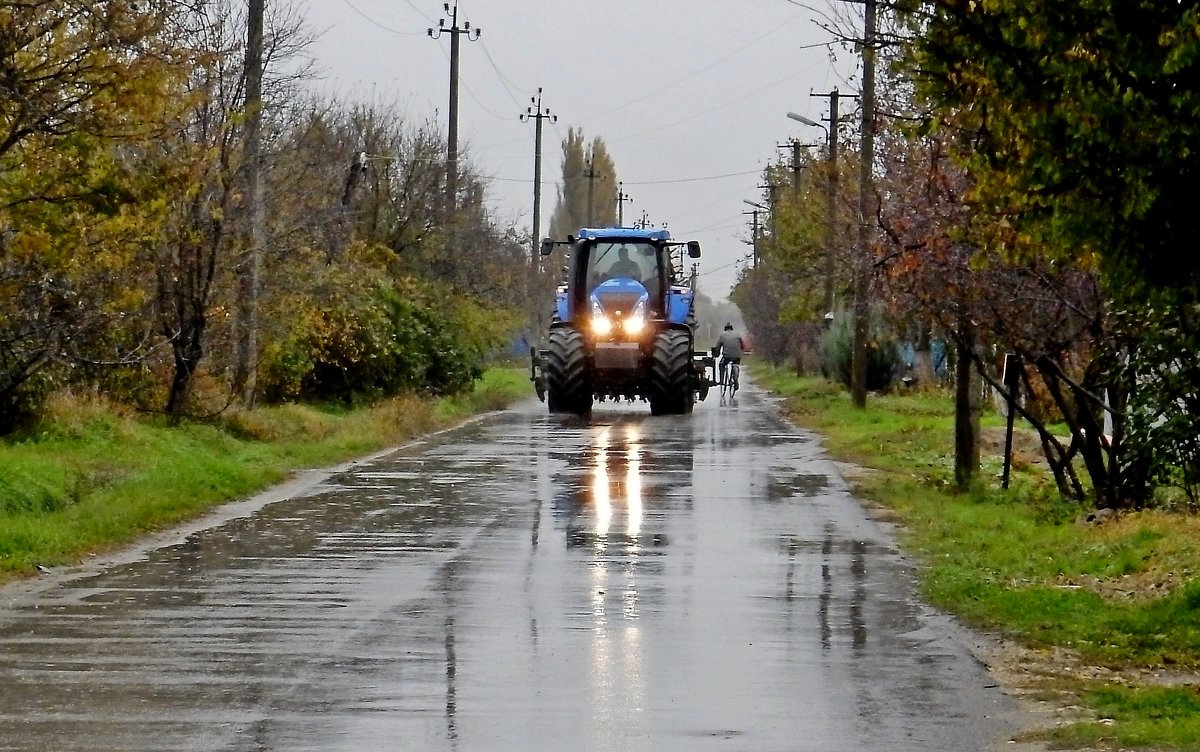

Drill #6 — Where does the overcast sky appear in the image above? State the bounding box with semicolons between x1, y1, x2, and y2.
298;0;861;300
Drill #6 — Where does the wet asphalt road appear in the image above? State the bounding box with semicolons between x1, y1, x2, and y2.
0;379;1034;751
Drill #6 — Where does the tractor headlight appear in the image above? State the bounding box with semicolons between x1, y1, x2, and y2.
590;299;613;336
592;315;614;336
624;298;648;336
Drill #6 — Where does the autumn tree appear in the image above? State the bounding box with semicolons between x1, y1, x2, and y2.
0;0;193;428
135;0;319;416
0;2;546;429
898;0;1200;505
548;128;618;238
909;0;1200;299
732;148;858;372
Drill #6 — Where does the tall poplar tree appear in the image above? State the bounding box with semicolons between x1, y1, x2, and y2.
548;128;618;238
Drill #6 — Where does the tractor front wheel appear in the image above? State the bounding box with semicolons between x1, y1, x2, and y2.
648;329;694;416
546;327;592;416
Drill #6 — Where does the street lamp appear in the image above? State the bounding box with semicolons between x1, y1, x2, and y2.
787;111;826;133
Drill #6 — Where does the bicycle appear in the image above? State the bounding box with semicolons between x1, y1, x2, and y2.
719;357;740;398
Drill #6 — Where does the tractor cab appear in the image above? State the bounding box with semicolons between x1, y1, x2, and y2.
543;228;699;328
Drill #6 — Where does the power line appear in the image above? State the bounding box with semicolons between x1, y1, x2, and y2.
623;169;762;186
445;54;509;119
478;38;527;109
338;0;427;33
605;67;811;145
426;36;516;123
401;0;435;23
575;10;809;123
483;168;761;186
669;192;751;223
696;258;745;277
681;219;746;234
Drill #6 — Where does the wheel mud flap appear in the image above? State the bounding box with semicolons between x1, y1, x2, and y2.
693;353;714;401
530;347;547;402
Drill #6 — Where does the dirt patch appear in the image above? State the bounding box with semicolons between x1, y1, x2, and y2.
981;424;1047;471
1055;571;1186;603
974;633;1200;749
973;637;1103;745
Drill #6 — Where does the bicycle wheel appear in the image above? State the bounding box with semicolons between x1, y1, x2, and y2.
730;364;740;396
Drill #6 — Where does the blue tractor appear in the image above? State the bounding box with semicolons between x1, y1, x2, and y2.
531;227;712;416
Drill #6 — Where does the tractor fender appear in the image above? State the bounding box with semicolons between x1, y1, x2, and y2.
665;288;695;325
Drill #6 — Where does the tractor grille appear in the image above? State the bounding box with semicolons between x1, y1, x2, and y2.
595;290;642;316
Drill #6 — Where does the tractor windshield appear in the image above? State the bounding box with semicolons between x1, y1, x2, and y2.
585;241;662;291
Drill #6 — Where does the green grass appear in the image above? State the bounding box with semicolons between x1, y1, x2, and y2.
0;367;531;577
752;363;1200;750
1059;685;1200;748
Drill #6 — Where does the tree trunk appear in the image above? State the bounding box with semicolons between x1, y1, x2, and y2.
233;0;265;405
166;318;205;417
954;323;981;490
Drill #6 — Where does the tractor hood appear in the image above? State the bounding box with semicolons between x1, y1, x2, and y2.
590;278;649;317
587;278;651;340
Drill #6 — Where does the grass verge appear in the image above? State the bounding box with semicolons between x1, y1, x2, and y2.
753;364;1200;751
0;366;531;580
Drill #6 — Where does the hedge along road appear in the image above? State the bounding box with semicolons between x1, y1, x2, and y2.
0;380;1045;751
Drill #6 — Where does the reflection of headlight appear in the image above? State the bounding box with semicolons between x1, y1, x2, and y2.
592;316;613;336
623;315;645;335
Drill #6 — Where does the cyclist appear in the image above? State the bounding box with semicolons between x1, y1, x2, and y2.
714;322;745;389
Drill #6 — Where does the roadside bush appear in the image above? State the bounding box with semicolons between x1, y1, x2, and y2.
259;277;517;405
820;308;903;391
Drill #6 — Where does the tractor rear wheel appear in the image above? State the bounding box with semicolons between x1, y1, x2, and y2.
546;327;592;416
648;329;694;416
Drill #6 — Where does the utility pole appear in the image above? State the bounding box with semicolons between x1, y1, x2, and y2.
235;0;265;404
584;159;601;226
777;139;816;188
751;209;759;266
742;207;760;267
791;141;804;190
428;2;480;216
616;181;633;226
744;199;767;267
851;0;877;408
812;88;841;318
520;88;555;268
764;183;779;237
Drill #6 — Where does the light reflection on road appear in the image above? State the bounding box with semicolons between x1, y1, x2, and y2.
585;422;650;751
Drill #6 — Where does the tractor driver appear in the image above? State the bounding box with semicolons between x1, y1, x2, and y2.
607;246;642;280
